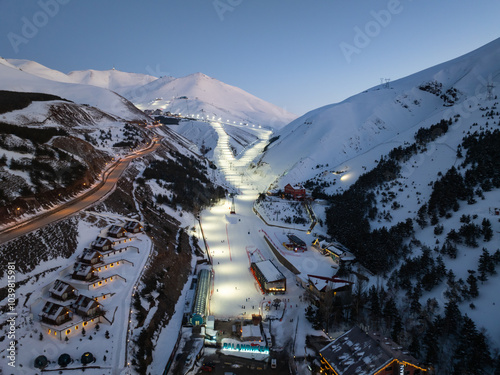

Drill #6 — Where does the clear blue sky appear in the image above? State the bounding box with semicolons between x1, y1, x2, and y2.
1;0;499;116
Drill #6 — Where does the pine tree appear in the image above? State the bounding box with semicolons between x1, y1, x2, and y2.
383;297;397;328
417;204;428;228
452;315;491;374
391;312;403;343
466;271;479;299
478;248;495;282
424;320;440;365
368;286;381;323
482;218;493;242
408;335;420;358
443;300;462;336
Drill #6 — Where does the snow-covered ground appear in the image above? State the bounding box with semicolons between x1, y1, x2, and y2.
197;121;330;364
0;215;152;375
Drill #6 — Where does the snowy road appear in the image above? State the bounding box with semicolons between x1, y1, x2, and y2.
0;136;161;245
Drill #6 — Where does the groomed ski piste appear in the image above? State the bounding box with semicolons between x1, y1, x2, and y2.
191;121;335;372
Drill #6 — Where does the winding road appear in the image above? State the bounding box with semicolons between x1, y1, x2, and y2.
0;136;161;245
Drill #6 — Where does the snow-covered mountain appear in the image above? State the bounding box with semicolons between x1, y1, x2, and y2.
126;72;297;129
258;37;500;189
67;68;157;95
6;58;296;129
8;59;76;84
1;58;147;121
7;59;158;95
251;37;500;364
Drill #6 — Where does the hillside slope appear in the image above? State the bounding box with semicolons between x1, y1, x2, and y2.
126;72;297;129
1;58;148;121
261;38;500;372
258;38;500;189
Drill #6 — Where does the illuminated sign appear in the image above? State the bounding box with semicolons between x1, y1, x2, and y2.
223;342;269;354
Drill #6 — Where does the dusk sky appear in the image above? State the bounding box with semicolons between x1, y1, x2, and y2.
1;0;500;116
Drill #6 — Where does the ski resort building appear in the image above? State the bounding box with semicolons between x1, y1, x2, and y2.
191;269;212;325
250;260;286;294
284;183;306;200
304;274;353;304
283;234;307;252
319;326;427;375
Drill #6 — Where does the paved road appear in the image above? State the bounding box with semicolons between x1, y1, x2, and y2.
0;137;161;245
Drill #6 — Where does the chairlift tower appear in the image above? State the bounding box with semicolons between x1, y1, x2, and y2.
230;195;236;214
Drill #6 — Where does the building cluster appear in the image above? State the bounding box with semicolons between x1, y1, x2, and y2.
143;109;182;117
36;220;143;340
312;239;356;267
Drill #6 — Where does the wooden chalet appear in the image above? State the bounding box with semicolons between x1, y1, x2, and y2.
77;248;103;265
72;262;98;281
124;220;142;233
320;326;427;375
72;295;101;318
49;279;77;301
284;183;306;200
107;225;126;238
91;236;113;251
39;301;72;326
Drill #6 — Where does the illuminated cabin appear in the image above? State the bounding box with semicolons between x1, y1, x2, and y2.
72;295;101;318
91;237;113;252
250;260;286;295
320;326;427;375
107;225;126;238
72;262;98;281
124;220;143;233
191;269;212;326
77;248;103;265
49;279;77;301
39;301;72;326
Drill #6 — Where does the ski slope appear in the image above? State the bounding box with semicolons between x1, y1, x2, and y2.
199;122;331;363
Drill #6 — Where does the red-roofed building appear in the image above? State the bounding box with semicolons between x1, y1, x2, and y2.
284;184;306;200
